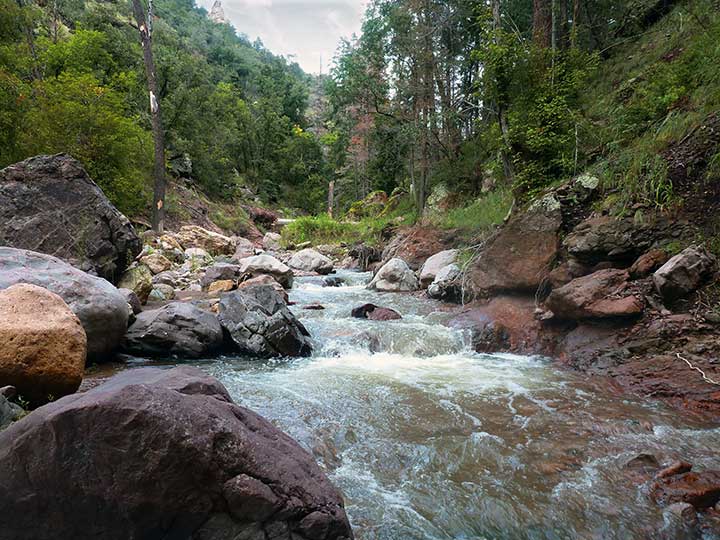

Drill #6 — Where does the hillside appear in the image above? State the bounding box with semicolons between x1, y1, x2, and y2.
0;0;326;228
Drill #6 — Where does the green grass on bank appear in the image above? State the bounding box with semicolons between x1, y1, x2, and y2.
281;195;417;246
432;189;513;241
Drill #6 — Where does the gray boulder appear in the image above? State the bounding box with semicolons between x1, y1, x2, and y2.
653;245;718;302
218;285;312;357
201;262;241;290
428;263;462;301
262;232;282;251
289;248;334;275
0;154;140;282
0;394;24;430
124;302;223;358
237;254;294;289
367;258;419;292
419;249;458;287
0;248;128;359
0;366;353;540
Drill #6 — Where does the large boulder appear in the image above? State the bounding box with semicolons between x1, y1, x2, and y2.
0;284;86;404
117;264;153;304
238;274;288;303
546;269;644;320
201;262;241;290
289;248;334;275
263;232;282;251
381;226;447;270
174;225;235;256
218;285;312;357
653;245;718;302
124;302;224;358
237;254;294;289
139;252;173;275
562;214;692;266
468;195;561;296
0;154;141;282
232;236;255;261
0;248;129;359
0;366;353;540
419;249;458;287
367;258;419;292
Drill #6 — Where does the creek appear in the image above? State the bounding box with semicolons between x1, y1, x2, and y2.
181;270;719;539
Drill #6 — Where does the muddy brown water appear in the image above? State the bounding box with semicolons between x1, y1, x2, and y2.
122;271;720;539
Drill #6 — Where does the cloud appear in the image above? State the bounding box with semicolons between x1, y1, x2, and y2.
198;0;367;73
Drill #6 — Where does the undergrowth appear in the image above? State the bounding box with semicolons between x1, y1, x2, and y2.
432;189;512;241
582;0;720;211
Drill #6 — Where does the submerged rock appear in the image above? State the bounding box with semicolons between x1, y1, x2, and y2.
367;258;419;292
0;248;129;359
351;303;402;321
218;285;312;357
0;366;353;540
0;154;141;282
0;284;86;404
651;470;720;509
124;302;223;358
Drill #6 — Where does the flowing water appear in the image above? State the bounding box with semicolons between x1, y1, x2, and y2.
186;270;719;539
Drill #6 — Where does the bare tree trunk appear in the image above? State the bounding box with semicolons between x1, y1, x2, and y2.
132;0;166;233
327;180;335;218
492;0;515;185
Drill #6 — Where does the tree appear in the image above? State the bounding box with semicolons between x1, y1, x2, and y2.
132;0;166;233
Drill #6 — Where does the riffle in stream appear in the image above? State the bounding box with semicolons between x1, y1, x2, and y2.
177;270;719;539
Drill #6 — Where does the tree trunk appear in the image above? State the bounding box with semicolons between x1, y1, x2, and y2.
132;0;166;233
327;180;335;218
533;0;552;48
492;0;515;185
571;0;580;48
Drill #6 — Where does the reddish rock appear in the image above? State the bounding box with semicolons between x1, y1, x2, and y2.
381;226;448;270
246;206;279;227
0;366;353;539
657;461;693;479
350;303;402;321
629;249;669;279
546;263;574;289
651;471;720;509
468;199;561;296
546;269;644;320
449;296;552;354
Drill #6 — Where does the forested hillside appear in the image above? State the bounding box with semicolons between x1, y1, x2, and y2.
0;0;326;218
320;0;720;243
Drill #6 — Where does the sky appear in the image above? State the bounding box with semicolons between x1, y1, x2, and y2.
197;0;368;74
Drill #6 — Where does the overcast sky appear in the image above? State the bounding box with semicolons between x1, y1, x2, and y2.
197;0;367;74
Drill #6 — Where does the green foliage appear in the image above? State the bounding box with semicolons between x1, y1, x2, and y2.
22;73;152;214
433;189;512;240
